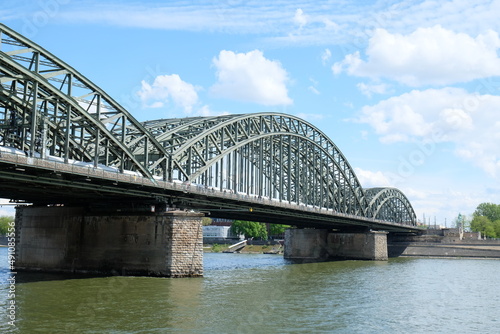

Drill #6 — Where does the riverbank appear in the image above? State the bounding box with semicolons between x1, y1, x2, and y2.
388;242;500;258
205;233;500;259
204;243;283;254
388;230;500;259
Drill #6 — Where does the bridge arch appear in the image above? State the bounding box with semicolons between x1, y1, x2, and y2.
0;23;418;226
143;113;369;217
0;23;169;178
365;187;417;225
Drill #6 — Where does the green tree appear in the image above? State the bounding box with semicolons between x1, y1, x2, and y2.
230;220;268;240
268;224;290;236
470;203;500;238
0;216;14;235
470;215;496;238
494;220;500;238
202;217;213;226
473;203;500;222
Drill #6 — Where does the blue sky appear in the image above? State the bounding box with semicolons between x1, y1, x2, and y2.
1;0;499;225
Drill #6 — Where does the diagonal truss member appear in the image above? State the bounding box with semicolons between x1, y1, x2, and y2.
0;24;418;226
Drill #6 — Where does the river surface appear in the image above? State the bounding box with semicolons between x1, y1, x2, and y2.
1;247;499;333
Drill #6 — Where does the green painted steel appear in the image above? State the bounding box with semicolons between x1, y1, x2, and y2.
0;23;169;178
0;23;417;227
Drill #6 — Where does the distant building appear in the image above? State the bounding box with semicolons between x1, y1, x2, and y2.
443;228;482;241
210;218;233;226
203;225;243;242
427;224;445;230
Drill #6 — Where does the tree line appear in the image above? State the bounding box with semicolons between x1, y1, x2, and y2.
0;216;14;235
470;203;500;238
230;220;289;240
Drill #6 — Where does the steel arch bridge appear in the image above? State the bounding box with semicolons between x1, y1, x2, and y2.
0;23;417;228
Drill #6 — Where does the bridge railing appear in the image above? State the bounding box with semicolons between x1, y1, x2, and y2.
0;151;417;228
0;150;159;187
164;178;417;228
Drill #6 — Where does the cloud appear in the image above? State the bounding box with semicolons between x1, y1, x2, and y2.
197;105;231;117
46;1;500;47
321;48;331;65
308;86;320;95
293;8;307;29
352;168;500;224
354;167;393;188
210;50;293;106
403;185;500;225
333;26;500;86
137;74;199;113
357;88;500;177
357;82;389;98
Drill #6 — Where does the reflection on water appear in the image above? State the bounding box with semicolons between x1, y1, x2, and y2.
1;249;500;333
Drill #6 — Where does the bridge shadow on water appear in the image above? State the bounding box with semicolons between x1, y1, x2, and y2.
12;254;398;283
12;270;125;284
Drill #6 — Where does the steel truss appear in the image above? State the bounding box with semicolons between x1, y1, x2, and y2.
143;113;368;217
365;187;417;226
0;24;417;226
0;23;168;178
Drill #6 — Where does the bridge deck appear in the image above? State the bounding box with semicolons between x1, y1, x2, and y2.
0;152;422;232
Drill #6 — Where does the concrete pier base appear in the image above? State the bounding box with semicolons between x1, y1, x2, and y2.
284;229;328;261
284;229;388;262
14;206;203;277
328;231;388;261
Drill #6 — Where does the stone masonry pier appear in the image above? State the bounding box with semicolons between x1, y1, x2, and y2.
14;206;203;277
284;228;388;262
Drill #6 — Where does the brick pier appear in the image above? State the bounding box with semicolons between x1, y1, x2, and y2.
14;206;203;277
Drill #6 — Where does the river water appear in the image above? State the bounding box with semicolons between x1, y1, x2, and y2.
1;247;499;333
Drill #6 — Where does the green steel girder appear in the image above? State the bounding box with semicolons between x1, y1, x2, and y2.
0;54;145;172
365;187;417;225
0;24;418;227
0;85;96;161
0;23;170;178
142;113;369;217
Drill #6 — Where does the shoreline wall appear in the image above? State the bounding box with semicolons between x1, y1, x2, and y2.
388;231;500;258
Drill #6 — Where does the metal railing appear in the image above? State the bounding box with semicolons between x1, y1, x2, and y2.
0;151;418;228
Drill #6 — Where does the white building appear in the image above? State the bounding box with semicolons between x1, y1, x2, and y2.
203;226;243;240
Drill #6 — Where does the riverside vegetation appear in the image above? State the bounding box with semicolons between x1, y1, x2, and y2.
468;203;500;238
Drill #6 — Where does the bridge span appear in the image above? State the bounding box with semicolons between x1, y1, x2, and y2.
0;23;422;277
0;149;418;233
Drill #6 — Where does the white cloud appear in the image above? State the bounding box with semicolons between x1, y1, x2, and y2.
321;48;331;65
137;74;199;113
293;8;307;29
333;26;500;86
308;86;320;95
404;185;500;226
357;82;389;98
54;1;500;47
358;88;500;177
148;101;164;109
197;105;231;117
210;50;293;106
354;167;393;188
352;167;500;224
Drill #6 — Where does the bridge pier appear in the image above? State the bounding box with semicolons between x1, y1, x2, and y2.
14;206;203;277
284;229;388;262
